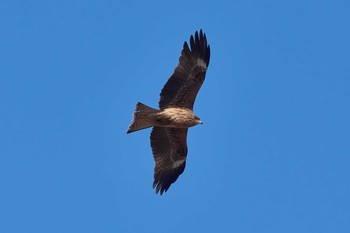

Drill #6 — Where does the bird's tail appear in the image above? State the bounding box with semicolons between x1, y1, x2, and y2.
127;102;159;134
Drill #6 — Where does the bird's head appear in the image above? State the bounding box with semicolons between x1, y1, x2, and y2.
194;116;203;125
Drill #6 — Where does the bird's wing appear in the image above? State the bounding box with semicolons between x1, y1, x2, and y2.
159;30;210;110
150;127;188;195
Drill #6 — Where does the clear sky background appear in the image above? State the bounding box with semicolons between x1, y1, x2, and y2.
1;1;349;232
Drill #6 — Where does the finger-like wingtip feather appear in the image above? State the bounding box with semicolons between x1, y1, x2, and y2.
153;160;186;195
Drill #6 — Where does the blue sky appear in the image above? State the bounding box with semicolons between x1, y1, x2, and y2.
1;0;349;232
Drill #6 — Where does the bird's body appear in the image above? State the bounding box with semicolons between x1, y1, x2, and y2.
156;107;202;128
127;30;210;195
127;103;202;133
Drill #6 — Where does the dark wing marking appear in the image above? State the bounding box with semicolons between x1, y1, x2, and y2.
150;127;188;195
159;30;210;110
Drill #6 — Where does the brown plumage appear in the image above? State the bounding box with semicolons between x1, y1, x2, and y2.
127;30;210;195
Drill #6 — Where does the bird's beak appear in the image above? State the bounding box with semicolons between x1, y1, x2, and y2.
199;120;203;125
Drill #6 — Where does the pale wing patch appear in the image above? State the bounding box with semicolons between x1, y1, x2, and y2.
197;58;207;69
172;158;186;168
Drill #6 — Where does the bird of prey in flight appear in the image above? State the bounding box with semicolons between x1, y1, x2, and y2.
127;30;210;195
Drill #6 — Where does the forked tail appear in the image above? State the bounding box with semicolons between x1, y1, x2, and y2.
127;102;159;134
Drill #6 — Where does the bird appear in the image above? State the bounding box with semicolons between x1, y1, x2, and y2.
127;30;210;195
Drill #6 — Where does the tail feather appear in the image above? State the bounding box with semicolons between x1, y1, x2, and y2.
127;102;159;134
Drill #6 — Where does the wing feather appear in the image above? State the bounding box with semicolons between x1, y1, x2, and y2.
150;127;188;195
159;30;210;110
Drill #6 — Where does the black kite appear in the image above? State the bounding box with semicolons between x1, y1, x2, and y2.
127;30;210;195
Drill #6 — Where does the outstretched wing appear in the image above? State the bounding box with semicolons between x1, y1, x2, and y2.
159;30;210;110
150;127;188;195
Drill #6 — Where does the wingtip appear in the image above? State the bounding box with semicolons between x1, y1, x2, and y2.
154;185;167;196
189;29;210;66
